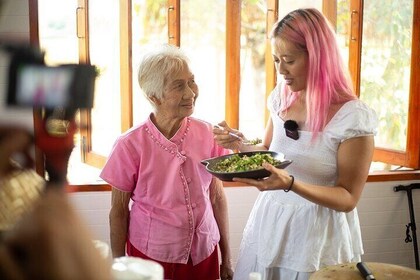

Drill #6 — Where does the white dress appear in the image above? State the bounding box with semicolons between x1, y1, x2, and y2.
233;86;378;280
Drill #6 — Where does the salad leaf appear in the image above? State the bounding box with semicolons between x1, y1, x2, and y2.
212;153;281;173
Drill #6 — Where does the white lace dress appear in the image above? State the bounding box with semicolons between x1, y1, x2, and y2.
233;87;378;280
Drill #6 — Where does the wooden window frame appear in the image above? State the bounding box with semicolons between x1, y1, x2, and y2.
77;0;131;169
29;0;420;188
348;0;420;169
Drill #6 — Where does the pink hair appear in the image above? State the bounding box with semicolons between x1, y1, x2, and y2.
271;8;356;136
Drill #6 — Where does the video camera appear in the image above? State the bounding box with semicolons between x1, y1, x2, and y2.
1;42;98;182
2;42;97;109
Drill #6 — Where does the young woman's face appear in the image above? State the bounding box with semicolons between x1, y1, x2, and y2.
157;64;198;119
272;38;309;92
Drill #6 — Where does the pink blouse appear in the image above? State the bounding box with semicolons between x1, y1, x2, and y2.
100;116;229;265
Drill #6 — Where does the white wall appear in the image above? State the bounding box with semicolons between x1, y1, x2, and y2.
0;0;28;35
0;0;33;129
358;181;420;267
69;181;420;270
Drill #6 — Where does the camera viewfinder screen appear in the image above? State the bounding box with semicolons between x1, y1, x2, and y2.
15;65;74;107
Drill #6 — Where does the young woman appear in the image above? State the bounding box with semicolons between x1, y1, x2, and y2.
214;8;378;280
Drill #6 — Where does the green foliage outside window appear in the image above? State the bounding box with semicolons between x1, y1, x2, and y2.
360;0;413;151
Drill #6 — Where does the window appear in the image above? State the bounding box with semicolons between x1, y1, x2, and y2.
179;0;227;126
31;0;420;185
131;0;166;124
240;0;268;139
85;0;121;165
336;0;420;170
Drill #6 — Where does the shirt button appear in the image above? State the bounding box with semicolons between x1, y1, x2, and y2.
180;150;186;155
186;177;192;183
191;203;197;208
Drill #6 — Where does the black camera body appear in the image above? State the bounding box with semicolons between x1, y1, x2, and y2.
3;43;96;109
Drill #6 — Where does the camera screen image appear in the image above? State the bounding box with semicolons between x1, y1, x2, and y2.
3;43;97;109
15;65;74;108
7;63;96;109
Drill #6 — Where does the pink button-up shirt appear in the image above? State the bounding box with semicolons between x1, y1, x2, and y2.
100;116;229;265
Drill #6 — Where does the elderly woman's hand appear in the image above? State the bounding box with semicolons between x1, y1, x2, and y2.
213;121;244;151
220;261;234;280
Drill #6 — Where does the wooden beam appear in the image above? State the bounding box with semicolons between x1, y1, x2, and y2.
225;0;241;129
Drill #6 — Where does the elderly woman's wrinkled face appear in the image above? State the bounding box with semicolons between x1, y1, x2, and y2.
158;64;198;119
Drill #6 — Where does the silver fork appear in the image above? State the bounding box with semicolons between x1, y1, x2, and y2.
213;125;257;145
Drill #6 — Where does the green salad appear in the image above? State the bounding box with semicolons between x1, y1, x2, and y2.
247;138;262;145
212;153;281;173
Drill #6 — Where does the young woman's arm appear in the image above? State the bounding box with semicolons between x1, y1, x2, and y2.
233;135;375;212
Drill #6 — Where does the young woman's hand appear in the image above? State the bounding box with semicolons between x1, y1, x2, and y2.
232;162;294;192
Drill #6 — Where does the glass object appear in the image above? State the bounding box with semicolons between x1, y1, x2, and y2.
180;0;226;126
249;272;262;280
359;0;413;151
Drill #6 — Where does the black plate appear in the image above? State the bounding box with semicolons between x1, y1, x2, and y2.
201;151;292;182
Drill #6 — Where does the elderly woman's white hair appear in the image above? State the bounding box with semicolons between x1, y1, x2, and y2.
137;44;190;104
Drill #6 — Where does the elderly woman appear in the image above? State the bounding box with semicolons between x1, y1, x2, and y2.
100;44;233;280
